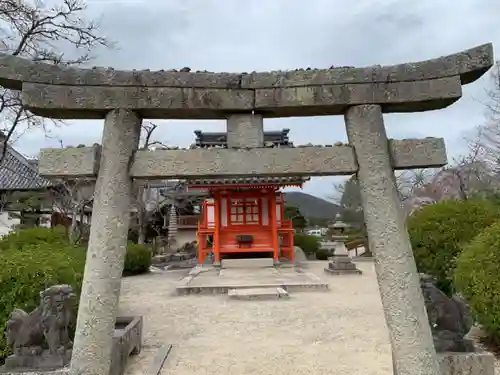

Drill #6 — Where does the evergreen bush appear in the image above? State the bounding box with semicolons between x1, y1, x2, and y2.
293;233;320;257
123;242;152;276
455;219;500;344
0;228;151;363
408;199;499;294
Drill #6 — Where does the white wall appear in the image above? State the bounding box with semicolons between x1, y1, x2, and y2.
0;211;20;237
40;214;52;227
0;211;54;237
175;230;197;246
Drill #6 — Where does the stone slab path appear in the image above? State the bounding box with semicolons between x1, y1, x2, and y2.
120;261;394;375
188;266;322;286
177;266;328;295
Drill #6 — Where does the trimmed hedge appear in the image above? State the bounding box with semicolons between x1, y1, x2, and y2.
294;233;320;257
314;248;330;260
408;199;499;295
454;219;500;344
0;228;152;363
123;242;152;276
0;226;68;251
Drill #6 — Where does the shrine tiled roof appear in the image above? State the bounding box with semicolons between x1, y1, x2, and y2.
0;141;52;191
193;129;292;148
186;176;309;187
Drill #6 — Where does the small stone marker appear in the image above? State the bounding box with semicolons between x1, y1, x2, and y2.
228;287;289;300
293;246;308;268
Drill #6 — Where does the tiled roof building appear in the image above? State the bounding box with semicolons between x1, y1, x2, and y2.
193;128;293;148
0;134;51;191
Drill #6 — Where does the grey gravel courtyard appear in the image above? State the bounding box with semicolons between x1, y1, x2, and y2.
119;261;395;375
118;260;500;375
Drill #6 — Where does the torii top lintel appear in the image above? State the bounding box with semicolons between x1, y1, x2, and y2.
0;43;493;119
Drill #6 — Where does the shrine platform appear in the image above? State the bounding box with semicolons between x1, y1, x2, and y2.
175;264;329;295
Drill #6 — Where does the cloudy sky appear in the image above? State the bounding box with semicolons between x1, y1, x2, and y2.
14;0;500;199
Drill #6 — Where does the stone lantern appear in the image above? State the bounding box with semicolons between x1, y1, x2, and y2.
324;213;362;275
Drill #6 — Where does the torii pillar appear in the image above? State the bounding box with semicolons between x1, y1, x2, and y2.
70;109;141;375
345;104;439;375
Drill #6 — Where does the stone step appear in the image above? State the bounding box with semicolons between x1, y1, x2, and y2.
221;258;274;269
324;267;362;275
228;287;290;300
176;281;329;295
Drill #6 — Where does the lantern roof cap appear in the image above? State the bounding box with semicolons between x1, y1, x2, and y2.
329;213;350;229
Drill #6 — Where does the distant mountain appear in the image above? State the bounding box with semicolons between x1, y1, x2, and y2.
283;192;341;220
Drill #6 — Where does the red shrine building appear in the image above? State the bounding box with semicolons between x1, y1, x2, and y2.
186;129;309;264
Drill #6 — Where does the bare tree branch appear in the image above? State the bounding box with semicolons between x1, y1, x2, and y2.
140;121;169;150
0;0;113;163
50;176;94;243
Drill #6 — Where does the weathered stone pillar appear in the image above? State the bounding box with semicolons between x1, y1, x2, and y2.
226;113;264;148
344;104;440;375
70;109;142;375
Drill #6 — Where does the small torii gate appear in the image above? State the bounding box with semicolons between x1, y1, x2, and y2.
0;43;493;375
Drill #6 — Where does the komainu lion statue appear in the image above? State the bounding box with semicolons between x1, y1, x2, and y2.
419;273;474;352
40;284;75;354
4;284;75;370
6;307;44;356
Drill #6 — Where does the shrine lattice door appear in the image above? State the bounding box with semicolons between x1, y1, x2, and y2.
229;197;260;226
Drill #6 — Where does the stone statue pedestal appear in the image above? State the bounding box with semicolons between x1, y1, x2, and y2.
3;349;72;371
325;254;362;275
438;351;495;375
324;235;362;275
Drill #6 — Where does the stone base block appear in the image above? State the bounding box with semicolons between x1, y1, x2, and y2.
324;267;363;275
110;316;143;375
325;258;362;275
221;258;274;269
0;370;69;375
330;262;358;270
438;352;495;375
228;287;289;300
3;350;72;372
351;256;374;262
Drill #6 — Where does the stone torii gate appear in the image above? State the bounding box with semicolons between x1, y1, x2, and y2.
0;43;493;375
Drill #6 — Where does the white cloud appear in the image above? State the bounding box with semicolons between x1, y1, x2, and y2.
14;0;500;198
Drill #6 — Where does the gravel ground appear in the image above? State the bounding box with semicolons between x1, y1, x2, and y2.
118;261;499;375
120;261;392;375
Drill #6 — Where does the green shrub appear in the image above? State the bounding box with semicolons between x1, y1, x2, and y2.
408;199;499;294
124;242;151;276
0;226;68;251
0;242;86;362
293;233;320;256
314;248;330;260
0;228;151;362
454;219;500;344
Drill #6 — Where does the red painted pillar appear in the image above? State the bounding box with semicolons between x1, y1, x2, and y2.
197;202;206;265
197;230;204;265
270;192;279;262
289;228;295;262
213;197;221;264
